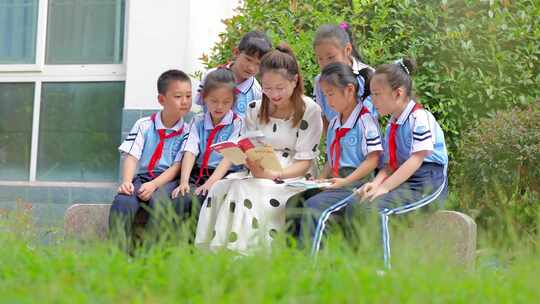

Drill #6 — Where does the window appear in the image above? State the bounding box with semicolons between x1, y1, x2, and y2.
0;0;39;64
0;83;34;180
0;0;126;183
37;82;124;181
46;0;125;64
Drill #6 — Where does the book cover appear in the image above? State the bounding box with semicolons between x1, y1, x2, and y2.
211;131;283;171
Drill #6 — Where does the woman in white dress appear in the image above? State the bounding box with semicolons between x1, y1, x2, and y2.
195;44;323;254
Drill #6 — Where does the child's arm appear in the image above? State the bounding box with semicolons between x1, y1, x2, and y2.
328;151;381;189
372;166;391;186
138;162;181;201
118;154;138;195
363;150;428;202
322;116;329;139
317;163;332;180
195;158;233;195
171;152;196;198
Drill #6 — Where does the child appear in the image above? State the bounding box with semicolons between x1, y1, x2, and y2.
313;22;377;132
195;30;272;117
356;58;448;268
171;68;244;220
286;62;382;250
109;69;192;243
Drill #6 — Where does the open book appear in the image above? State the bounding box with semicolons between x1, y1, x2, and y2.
285;179;332;189
211;131;283;171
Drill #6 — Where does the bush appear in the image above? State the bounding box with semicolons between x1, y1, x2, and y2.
201;0;540;158
454;103;540;235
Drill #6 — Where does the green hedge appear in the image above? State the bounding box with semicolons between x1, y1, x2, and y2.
454;104;540;234
202;0;540;158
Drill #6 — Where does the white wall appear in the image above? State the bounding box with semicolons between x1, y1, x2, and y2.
123;0;240;109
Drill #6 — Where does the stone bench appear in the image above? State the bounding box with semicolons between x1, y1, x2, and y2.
64;203;111;240
64;204;477;267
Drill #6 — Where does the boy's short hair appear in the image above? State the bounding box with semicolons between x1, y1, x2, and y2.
157;69;191;95
238;30;272;59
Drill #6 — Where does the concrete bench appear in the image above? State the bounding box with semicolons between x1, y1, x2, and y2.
64;204;477;267
64;203;111;240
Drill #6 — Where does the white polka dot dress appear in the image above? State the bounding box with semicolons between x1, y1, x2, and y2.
195;96;323;254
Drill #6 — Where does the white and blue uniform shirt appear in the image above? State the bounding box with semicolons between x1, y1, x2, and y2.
314;57;378;121
180;110;244;169
119;112;189;176
382;100;448;167
326;102;383;170
195;63;262;117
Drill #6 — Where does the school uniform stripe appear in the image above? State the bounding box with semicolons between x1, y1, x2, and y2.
413;135;432;141
310;192;358;255
387;170;447;216
366;136;381;142
127;124;143;155
412;130;430;137
380;212;390;267
379;166;447;268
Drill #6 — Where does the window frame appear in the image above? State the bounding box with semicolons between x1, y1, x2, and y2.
0;0;128;184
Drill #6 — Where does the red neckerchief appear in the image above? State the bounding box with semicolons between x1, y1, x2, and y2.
388;103;423;171
147;113;184;178
196;113;238;185
329;106;370;177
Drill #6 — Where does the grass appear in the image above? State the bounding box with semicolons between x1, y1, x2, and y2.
1;200;540;304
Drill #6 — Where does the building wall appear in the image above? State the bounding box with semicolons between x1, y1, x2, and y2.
0;0;239;224
124;0;238;110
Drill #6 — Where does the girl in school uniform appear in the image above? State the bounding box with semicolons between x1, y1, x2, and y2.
171;68;244;221
355;58;449;267
286;62;382;250
313;22;378;133
195;31;272;117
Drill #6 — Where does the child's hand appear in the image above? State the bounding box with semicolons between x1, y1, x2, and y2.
138;181;157;201
172;182;190;199
195;179;216;196
327;177;350;189
118;181;134;195
361;184;389;202
356;182;374;201
314;177;328;183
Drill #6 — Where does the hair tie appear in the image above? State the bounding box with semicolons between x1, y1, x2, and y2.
339;22;349;30
394;58;410;75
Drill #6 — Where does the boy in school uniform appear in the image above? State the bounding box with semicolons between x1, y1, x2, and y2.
109;69;192;243
195;30;272;117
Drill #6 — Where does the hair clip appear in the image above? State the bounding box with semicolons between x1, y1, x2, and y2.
339;22;349;30
394;58;410;75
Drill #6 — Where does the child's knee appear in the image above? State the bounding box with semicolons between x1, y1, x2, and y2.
305;197;327;213
111;194;139;214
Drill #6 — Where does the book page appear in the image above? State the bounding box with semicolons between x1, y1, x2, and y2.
245;145;283;172
217;146;247;166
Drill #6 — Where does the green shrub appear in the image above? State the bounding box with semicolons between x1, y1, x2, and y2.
454;104;540;235
201;0;540;158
